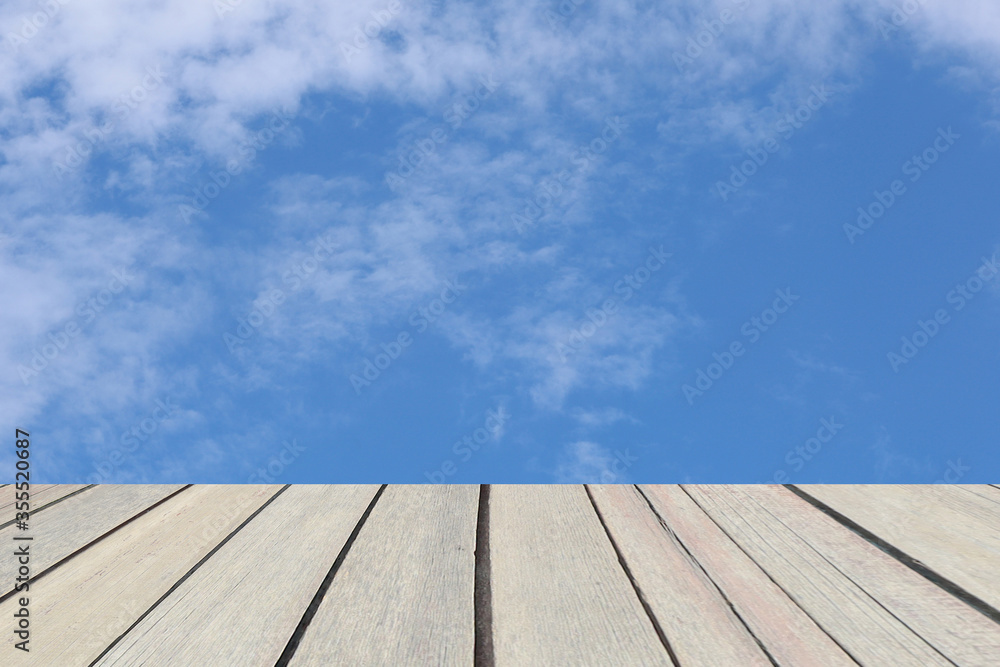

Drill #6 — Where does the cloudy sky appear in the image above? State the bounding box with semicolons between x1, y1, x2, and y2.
2;0;999;484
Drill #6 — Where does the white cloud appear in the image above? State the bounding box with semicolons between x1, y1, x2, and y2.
4;0;1000;478
554;440;618;483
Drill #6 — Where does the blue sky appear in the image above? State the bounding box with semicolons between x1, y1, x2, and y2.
2;0;999;484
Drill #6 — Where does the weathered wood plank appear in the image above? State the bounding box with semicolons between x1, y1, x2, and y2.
0;484;55;514
0;484;187;597
289;485;478;666
589;485;770;665
685;485;951;665
96;485;379;666
0;484;89;525
746;485;1000;665
639;485;855;666
0;485;282;664
489;485;671;666
799;484;1000;611
957;485;1000;507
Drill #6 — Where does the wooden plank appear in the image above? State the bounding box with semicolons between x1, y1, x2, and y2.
28;484;90;510
915;485;1000;526
745;485;1000;665
0;484;91;528
799;484;1000;610
685;485;951;665
589;485;770;665
289;485;478;666
0;484;88;525
96;485;379;666
489;485;671;666
0;484;187;597
0;484;55;514
639;485;855;666
957;485;1000;507
0;484;282;664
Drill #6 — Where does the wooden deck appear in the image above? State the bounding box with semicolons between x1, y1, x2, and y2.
2;484;999;665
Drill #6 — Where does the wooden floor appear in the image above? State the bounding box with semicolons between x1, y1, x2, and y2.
2;484;999;666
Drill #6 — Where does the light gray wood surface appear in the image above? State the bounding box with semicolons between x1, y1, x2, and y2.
96;485;380;666
0;484;186;597
639;484;856;666
0;485;282;665
745;484;1000;665
957;484;1000;506
589;484;770;665
489;485;671;666
289;485;479;667
0;484;90;528
685;485;952;665
799;484;1000;611
2;484;997;666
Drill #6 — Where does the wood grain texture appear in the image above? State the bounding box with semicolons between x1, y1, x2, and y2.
0;484;186;597
0;483;54;513
957;484;1000;506
96;485;379;666
0;484;91;526
289;485;479;666
0;485;282;665
639;485;855;667
745;485;1000;666
799;484;1000;611
489;485;671;666
685;485;951;666
589;485;770;665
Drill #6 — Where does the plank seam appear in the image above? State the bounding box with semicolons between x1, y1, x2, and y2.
678;485;864;666
954;485;1000;507
0;484;97;531
787;485;1000;627
750;488;958;666
584;485;681;667
0;484;193;605
474;484;495;667
634;486;779;667
273;484;387;667
89;484;289;666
